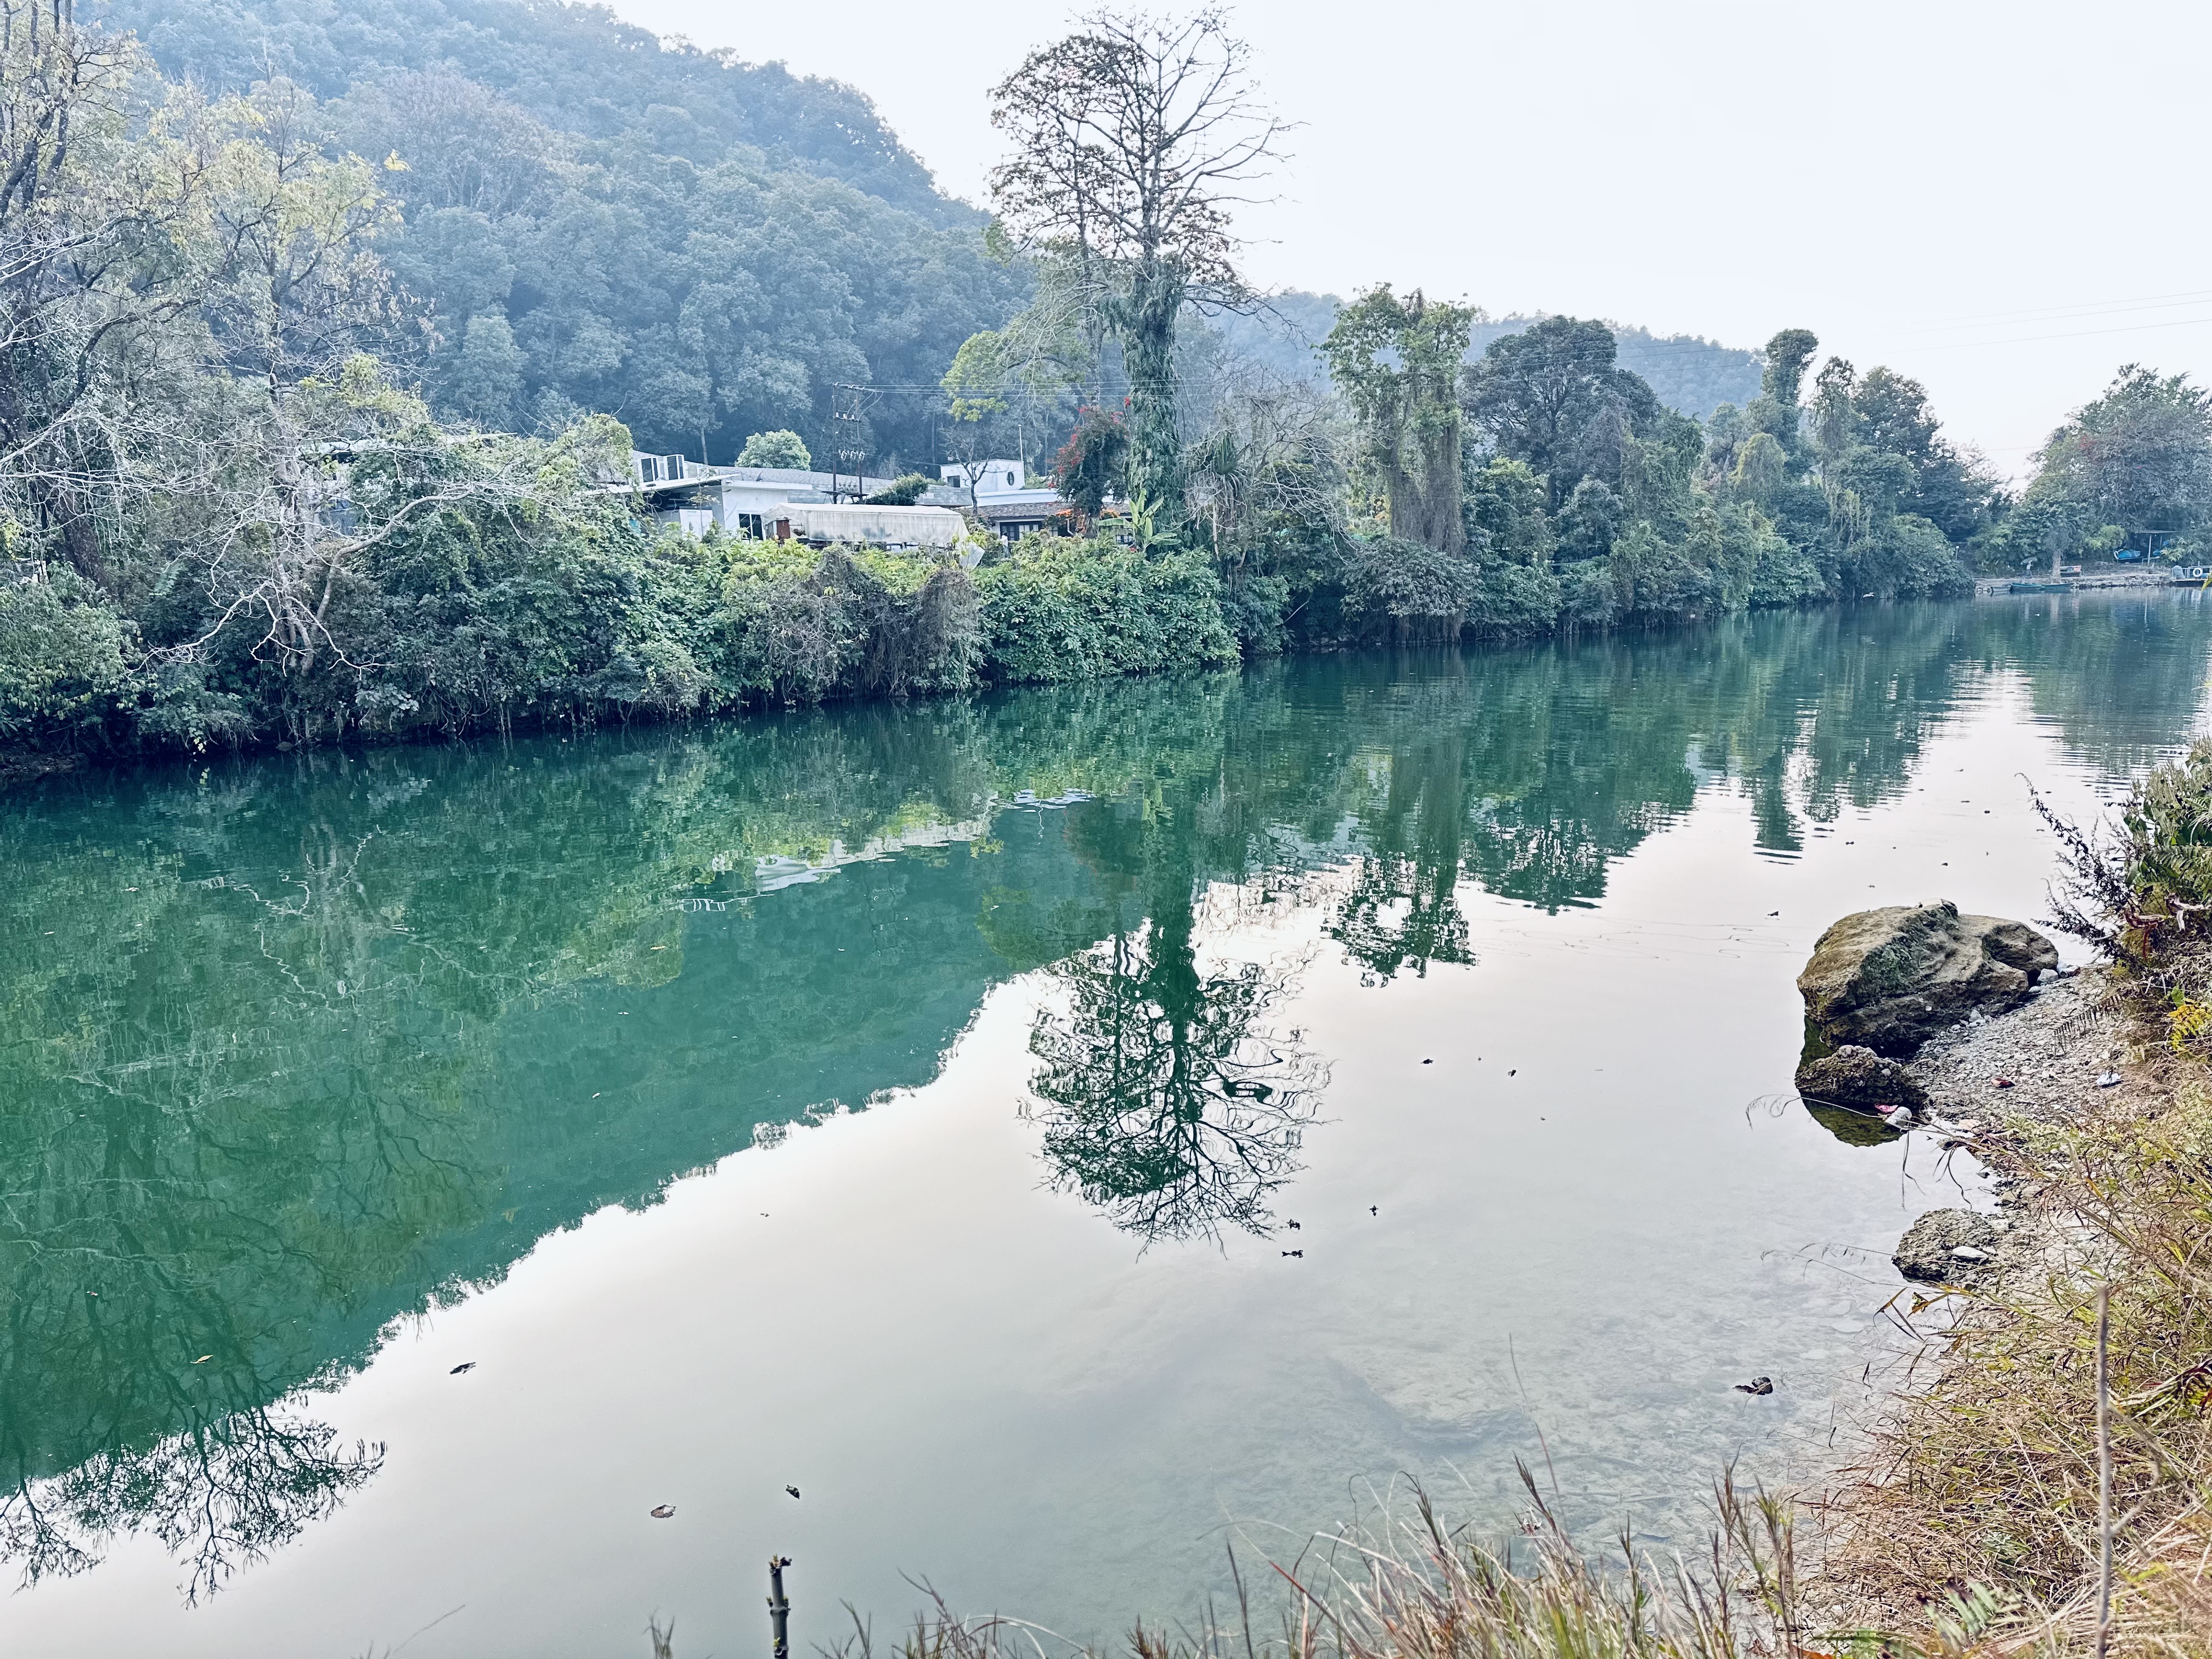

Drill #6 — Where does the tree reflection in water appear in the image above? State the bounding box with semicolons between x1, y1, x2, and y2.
2;1404;382;1603
1025;902;1325;1245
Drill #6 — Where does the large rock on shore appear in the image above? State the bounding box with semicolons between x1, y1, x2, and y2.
1894;1208;2001;1282
1798;901;2058;1058
1795;1044;1930;1114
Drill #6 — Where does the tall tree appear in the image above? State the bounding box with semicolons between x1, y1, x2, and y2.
2030;365;2212;555
988;9;1285;524
1323;285;1474;554
1463;316;1660;510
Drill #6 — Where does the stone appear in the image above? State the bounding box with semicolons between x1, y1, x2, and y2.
1894;1208;2001;1282
1795;1044;1931;1114
1798;902;2059;1058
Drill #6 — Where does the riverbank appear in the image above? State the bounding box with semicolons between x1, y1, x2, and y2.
1974;566;2203;598
1803;797;2212;1647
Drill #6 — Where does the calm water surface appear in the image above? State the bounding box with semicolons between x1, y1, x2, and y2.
5;595;2209;1656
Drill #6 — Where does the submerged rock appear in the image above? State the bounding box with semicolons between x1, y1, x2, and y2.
1795;1044;1931;1115
1798;901;2058;1058
1893;1208;2001;1282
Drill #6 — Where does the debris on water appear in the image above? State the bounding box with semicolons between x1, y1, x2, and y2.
1994;1077;2014;1088
1369;1205;1378;1216
2098;1071;2122;1087
1422;1058;1432;1064
651;1504;675;1519
1508;1068;1517;1076
786;1485;801;1499
192;1355;212;1364
1733;1376;1775;1396
1286;1219;1300;1229
1281;1249;1303;1258
1768;911;1779;917
450;1362;476;1375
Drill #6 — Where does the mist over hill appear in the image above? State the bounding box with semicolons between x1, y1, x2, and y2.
1212;296;1763;422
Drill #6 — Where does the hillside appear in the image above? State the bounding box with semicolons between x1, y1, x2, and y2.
93;0;1024;462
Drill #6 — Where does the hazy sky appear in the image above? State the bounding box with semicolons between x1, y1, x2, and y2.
610;0;2211;475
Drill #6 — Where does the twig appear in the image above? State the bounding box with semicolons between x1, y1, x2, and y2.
2097;1280;2114;1659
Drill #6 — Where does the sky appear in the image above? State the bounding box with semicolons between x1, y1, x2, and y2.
608;0;2212;476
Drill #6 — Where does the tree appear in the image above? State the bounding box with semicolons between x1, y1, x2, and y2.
737;430;811;469
0;3;206;588
1322;285;1474;554
989;9;1286;524
1463;317;1661;510
939;330;1011;510
2030;366;2212;556
1051;405;1129;518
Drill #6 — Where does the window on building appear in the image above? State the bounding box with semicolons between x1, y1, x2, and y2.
738;513;764;539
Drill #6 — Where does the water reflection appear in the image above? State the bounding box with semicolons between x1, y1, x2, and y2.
3;594;2208;1596
2;1407;381;1603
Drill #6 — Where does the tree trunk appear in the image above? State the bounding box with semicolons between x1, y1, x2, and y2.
1119;259;1184;527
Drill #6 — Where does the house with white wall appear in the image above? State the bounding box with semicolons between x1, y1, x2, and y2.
628;453;965;550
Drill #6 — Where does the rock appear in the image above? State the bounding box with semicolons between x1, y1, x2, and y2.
1894;1209;2001;1282
1798;902;2059;1057
1795;1045;1931;1114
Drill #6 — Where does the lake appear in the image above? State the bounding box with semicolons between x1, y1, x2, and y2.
3;594;2207;1658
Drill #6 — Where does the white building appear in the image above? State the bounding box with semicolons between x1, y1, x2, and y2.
942;459;1027;496
627;452;962;549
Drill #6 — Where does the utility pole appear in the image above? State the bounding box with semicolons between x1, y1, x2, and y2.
768;1556;792;1659
831;384;868;501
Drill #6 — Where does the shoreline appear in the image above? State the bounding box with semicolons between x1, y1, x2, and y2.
1808;947;2212;1645
5;580;2196;793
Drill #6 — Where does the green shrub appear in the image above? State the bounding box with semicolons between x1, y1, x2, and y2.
1465;555;1561;639
1339;534;1475;645
0;570;137;746
977;537;1237;683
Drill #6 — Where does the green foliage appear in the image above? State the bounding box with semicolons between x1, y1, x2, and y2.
737;431;812;470
2026;365;2212;560
1324;286;1474;553
976;539;1239;684
99;0;1024;462
1464;316;1663;510
1052;407;1131;517
1339;534;1476;644
864;473;936;506
0;570;136;743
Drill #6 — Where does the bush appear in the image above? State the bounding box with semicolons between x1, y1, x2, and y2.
1339;534;1475;645
977;537;1238;683
1849;513;1975;600
1465;555;1561;639
736;430;811;469
0;569;137;747
863;473;936;506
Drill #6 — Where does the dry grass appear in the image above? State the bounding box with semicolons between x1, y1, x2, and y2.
797;1470;2045;1659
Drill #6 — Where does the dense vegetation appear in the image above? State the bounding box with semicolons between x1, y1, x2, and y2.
91;0;1023;465
4;2;2208;778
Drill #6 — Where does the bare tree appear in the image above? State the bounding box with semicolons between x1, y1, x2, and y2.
989;9;1288;524
0;2;206;588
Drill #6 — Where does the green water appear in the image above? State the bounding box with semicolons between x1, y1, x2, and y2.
3;595;2207;1656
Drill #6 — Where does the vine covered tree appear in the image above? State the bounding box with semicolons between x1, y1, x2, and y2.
989;8;1286;524
1322;285;1475;554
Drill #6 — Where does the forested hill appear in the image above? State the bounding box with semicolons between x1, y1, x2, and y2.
92;0;1024;462
94;0;951;221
